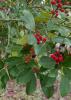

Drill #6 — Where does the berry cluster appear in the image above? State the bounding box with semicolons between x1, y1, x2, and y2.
30;47;36;58
24;47;40;73
50;51;63;64
50;43;71;64
34;32;47;44
24;54;32;64
51;0;65;17
24;47;36;64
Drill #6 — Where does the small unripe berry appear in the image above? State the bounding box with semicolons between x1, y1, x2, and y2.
32;67;40;73
25;55;32;63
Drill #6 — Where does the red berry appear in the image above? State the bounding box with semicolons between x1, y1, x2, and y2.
54;51;60;55
50;54;58;61
34;32;40;38
51;0;56;5
57;0;61;3
42;37;47;43
56;10;58;13
60;9;65;12
57;3;63;8
51;10;55;14
37;40;40;44
59;55;63;62
56;13;58;16
50;51;63;64
34;32;47;44
39;35;43;40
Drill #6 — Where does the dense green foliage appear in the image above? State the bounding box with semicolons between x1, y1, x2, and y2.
0;0;71;98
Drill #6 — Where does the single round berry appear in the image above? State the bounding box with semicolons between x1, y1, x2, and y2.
37;40;40;44
55;11;59;17
51;10;55;14
60;9;65;12
42;37;47;43
57;3;63;8
51;0;56;5
57;0;61;3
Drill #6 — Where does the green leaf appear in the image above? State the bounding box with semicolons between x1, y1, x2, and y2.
1;72;9;88
39;56;56;69
8;66;19;78
0;69;6;78
39;74;54;98
5;57;23;67
48;69;58;78
10;27;17;36
17;69;34;84
26;74;36;94
39;74;48;87
63;56;71;68
0;61;4;70
39;74;56;88
58;27;70;37
64;38;71;45
21;10;35;31
52;37;64;43
42;86;54;98
63;68;71;79
34;44;41;55
47;20;59;31
35;11;51;23
16;35;28;45
34;44;47;55
60;76;71;97
0;11;5;18
28;34;37;45
46;77;56;87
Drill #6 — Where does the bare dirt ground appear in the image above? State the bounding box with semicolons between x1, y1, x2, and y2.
0;80;71;100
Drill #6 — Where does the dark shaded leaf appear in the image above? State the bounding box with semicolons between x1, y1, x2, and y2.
26;74;36;94
60;76;71;96
39;56;56;69
17;69;34;84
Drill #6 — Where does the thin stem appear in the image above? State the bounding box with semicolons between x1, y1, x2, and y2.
5;68;11;80
4;64;11;80
0;67;5;73
0;19;22;21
